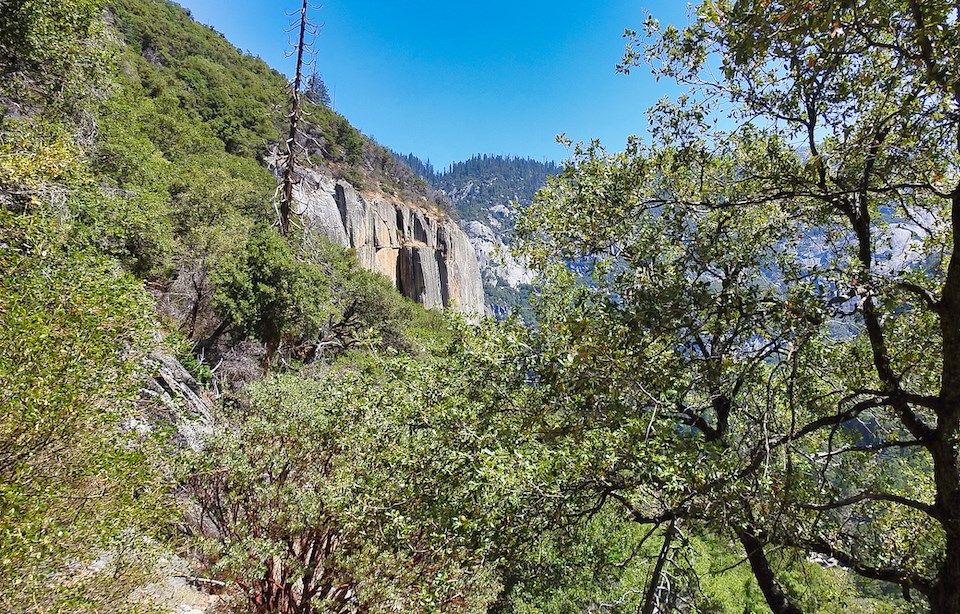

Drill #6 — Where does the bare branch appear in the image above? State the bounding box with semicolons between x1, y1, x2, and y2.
898;281;940;311
797;535;934;595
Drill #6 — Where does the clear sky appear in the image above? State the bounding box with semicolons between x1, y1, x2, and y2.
175;0;690;170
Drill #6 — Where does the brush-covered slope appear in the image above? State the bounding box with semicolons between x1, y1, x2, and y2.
107;0;483;316
0;0;488;610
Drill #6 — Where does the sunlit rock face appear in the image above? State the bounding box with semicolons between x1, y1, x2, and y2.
293;168;485;317
463;218;534;288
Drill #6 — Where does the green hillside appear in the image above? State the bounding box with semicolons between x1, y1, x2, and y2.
0;0;479;610
435;155;558;221
2;0;954;613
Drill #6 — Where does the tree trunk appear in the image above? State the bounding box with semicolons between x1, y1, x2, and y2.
641;521;676;614
736;526;803;614
928;189;960;614
280;0;310;235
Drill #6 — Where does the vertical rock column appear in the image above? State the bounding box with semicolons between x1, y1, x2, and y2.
398;244;444;309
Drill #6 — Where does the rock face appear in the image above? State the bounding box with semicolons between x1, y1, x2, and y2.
141;349;214;453
292;168;485;317
463;215;534;289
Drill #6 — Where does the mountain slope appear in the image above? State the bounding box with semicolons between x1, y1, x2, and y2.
0;0;485;609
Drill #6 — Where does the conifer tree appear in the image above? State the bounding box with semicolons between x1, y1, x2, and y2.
304;68;331;107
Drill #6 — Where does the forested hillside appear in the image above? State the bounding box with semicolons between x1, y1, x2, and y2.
3;0;959;613
0;0;487;610
434;155;558;220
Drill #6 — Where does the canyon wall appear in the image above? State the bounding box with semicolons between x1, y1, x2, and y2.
293;168;486;317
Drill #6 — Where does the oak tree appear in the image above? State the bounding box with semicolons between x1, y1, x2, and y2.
517;0;960;611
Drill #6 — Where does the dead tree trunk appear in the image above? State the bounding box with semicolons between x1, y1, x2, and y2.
279;0;313;235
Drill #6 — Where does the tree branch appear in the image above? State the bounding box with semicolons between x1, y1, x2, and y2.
797;491;940;520
797;535;934;595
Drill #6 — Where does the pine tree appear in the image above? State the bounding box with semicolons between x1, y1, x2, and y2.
304;68;331;107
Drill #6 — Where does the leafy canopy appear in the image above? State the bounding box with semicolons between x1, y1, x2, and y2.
514;0;960;611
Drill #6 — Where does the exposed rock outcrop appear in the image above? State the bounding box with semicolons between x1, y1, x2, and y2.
293;168;485;317
141;349;214;453
463;218;534;289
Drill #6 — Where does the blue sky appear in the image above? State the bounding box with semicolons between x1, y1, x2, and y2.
176;0;690;170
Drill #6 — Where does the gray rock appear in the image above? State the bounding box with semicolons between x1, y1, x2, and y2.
463;219;534;288
292;167;485;317
132;554;219;613
440;221;486;312
141;350;214;453
399;243;444;309
297;172;349;248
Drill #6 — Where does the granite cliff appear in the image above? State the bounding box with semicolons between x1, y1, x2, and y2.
292;167;486;317
393;154;555;319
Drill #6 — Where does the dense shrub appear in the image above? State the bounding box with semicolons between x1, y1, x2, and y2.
186;361;506;613
211;224;334;355
0;211;168;611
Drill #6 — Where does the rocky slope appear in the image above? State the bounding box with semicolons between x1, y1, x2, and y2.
293;166;486;317
462;202;533;289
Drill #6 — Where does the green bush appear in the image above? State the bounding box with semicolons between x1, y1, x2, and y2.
0;0;101;66
0;210;169;611
170;153;274;232
0;0;109;109
186;361;506;613
303;238;421;349
211;224;334;355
